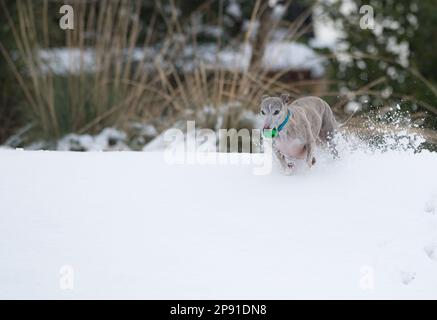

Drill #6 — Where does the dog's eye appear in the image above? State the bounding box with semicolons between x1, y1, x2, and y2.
260;110;266;115
273;110;280;115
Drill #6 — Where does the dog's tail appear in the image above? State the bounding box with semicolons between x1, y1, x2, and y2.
338;109;358;128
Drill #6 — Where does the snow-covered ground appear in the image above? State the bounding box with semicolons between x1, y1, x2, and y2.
39;41;325;77
1;147;437;299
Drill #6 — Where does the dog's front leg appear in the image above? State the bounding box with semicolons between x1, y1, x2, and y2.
274;149;292;174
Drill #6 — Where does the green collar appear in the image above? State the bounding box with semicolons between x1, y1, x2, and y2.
263;110;291;138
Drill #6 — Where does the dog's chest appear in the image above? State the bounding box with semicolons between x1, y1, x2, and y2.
273;135;306;159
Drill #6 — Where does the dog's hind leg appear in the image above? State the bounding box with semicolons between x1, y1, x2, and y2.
323;129;339;159
305;141;316;168
328;139;339;159
320;115;339;159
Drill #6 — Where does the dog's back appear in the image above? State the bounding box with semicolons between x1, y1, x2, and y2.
289;96;338;142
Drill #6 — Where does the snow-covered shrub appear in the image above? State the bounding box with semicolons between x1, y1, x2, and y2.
57;128;129;152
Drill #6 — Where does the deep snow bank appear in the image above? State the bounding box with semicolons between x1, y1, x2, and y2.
0;149;437;299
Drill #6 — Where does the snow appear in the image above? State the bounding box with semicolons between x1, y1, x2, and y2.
57;128;129;151
345;101;362;113
263;42;325;76
208;42;325;77
39;41;325;77
226;1;242;19
39;48;96;74
311;1;342;49
1;145;437;299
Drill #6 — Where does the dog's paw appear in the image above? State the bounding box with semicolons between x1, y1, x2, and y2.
399;270;416;285
424;196;436;215
424;242;437;261
283;163;294;175
306;159;315;168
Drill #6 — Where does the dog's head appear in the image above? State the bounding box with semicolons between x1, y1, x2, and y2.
260;93;291;130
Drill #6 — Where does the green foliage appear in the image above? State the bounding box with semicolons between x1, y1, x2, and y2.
140;0;312;44
321;0;437;128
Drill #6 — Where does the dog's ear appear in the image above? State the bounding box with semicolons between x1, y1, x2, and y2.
261;95;269;101
280;93;291;105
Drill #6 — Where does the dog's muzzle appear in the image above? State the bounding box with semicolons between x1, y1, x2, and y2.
263;128;279;138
